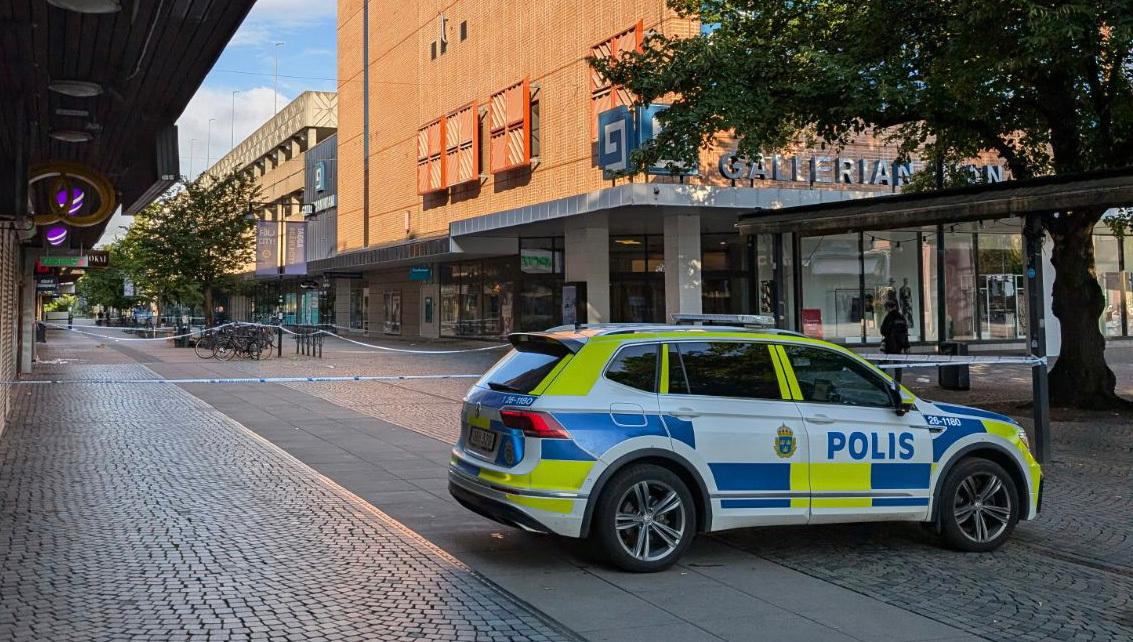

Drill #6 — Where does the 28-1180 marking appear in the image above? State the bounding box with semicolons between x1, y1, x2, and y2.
925;415;964;427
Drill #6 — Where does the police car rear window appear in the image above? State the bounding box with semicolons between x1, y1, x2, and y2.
481;344;568;394
605;344;659;392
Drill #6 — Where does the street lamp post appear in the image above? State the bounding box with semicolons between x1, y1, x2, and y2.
230;90;239;149
273;41;285;114
189;138;198;179
206;118;216;171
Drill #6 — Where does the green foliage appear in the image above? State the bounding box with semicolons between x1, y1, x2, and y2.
117;170;261;319
75;241;136;311
592;0;1133;232
43;294;75;313
593;2;1133;404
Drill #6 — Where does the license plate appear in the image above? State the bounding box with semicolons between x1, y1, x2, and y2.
468;427;497;451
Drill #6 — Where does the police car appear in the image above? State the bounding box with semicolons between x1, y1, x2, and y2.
448;325;1042;572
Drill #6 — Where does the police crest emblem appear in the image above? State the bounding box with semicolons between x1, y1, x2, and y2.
774;425;797;458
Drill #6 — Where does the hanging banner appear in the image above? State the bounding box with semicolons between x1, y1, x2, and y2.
256;221;279;277
284;221;307;276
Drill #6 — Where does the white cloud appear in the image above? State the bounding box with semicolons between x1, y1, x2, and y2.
176;86;289;180
230;0;337;47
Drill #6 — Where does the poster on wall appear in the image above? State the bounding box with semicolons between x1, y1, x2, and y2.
256;221;278;277
802;308;824;338
562;285;578;326
284;221;307;276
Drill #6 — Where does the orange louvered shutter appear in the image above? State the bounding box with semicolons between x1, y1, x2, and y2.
489;80;531;174
445;102;479;186
590;21;643;138
416;117;447;194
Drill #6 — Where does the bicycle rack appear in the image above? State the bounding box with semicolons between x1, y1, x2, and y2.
293;326;324;358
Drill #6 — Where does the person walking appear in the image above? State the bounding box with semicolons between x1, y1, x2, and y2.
880;299;911;383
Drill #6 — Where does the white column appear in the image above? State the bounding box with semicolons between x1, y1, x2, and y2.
664;214;702;320
564;213;610;323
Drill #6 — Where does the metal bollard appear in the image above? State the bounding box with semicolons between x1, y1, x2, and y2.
277;326;283;358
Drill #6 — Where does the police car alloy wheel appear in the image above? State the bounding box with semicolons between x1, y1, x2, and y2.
593;464;696;572
939;458;1020;552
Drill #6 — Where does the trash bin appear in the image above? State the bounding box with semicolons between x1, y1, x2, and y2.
174;324;190;348
938;341;970;391
35;322;46;343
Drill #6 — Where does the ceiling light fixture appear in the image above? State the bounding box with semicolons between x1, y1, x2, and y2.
48;80;104;98
50;130;94;143
45;0;122;14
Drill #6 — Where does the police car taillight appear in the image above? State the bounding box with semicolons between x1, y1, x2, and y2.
500;410;571;439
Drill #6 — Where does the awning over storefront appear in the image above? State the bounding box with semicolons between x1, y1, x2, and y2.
739;168;1133;236
451;182;873;238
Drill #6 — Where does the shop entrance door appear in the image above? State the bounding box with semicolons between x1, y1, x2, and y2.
612;277;665;323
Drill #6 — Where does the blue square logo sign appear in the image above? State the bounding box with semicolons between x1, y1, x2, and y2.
314;161;327;192
597;106;636;174
636;104;697;176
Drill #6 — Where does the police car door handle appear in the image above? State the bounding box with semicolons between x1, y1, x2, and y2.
674;407;701;418
805;414;836;424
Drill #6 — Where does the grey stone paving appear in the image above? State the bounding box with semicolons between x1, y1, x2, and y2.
0;359;577;642
39;326;1133;641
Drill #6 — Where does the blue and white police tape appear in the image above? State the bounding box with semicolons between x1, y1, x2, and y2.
259;323;509;354
860;353;1047;369
43;322;238;341
42;321;510;354
6;374;483;385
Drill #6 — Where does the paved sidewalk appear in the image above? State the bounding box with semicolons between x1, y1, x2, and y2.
72;331;977;642
0;337;575;641
31;326;1133;640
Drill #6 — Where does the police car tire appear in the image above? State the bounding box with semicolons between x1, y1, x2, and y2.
939;457;1019;553
592;464;697;573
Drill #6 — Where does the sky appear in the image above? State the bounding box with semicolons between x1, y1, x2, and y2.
101;0;337;246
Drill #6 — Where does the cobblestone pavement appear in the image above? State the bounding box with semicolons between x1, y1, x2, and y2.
0;348;576;640
51;326;1133;641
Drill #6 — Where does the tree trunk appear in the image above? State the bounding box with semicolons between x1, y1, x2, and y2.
204;286;214;327
1046;211;1128;408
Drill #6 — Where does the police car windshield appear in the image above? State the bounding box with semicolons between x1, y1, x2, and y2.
481;344;569;394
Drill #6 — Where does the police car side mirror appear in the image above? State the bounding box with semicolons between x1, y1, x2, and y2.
888;380;912;416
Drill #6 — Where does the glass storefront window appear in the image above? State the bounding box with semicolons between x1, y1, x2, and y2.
864;231;923;343
702;233;751;315
799;233;862;342
1095;235;1123;337
610;235;665;323
349;284;368;331
978;232;1027;340
517;238;564;332
383;290;402;335
943;231;978;340
439;258;517;338
1124;237;1133;336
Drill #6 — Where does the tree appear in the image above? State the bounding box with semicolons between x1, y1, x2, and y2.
592;0;1133;408
123;171;261;325
75;241;137;314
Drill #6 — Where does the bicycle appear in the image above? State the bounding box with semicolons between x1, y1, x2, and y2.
194;327;220;359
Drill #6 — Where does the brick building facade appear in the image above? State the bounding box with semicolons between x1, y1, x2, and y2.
327;1;1131;350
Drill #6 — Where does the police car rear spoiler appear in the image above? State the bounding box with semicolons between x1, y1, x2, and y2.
508;332;585;354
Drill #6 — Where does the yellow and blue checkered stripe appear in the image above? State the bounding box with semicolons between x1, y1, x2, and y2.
710;462;932;508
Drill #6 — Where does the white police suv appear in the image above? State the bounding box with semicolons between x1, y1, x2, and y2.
448;326;1042;572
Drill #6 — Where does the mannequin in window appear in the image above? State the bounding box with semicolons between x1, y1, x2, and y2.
899;277;914;328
